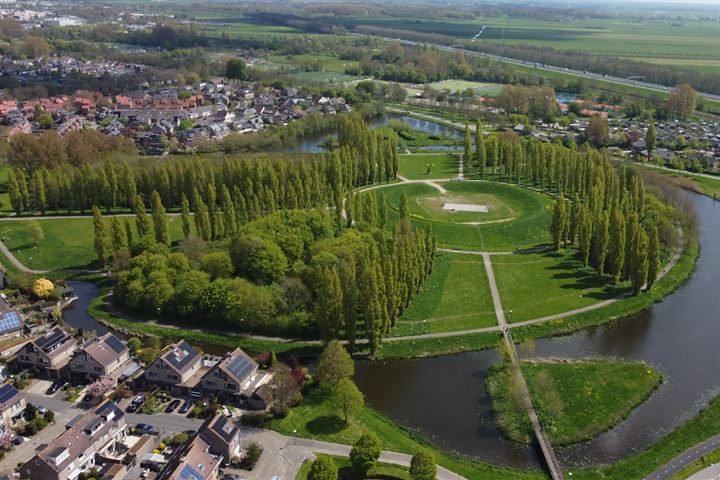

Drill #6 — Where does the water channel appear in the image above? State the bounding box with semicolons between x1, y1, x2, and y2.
60;117;720;470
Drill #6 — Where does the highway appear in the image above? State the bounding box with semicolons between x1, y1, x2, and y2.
361;34;720;103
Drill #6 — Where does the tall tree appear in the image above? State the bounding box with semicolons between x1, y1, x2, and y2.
608;207;626;284
314;340;354;387
180;194;191;238
647;226;661;289
630;229;649;295
399;191;411;234
111;215;128;253
475;118;486;177
332;378;364;425
378;193;388;229
550;194;566;251
464;122;472;171
350;433;381;477
592;210;610;274
151;191;169;245
92;206;108;265
134;195;151;238
315;266;344;343
645;115;656;160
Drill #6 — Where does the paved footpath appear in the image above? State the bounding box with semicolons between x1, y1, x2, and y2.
644;435;720;480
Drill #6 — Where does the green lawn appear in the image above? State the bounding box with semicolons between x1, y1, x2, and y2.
397;153;459;180
374;180;552;251
296;456;410;480
492;249;626;323
0;216;186;271
390;252;496;336
269;388;544;480
486;360;662;445
424;80;504;97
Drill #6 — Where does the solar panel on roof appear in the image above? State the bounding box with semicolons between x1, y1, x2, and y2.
179;464;203;480
0;311;20;334
0;384;19;404
105;335;125;354
226;353;255;382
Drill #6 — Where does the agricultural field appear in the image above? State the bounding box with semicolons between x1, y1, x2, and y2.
491;249;625;323
397;153;459;180
424;80;504;97
390;252;497;336
374;180;553;251
0;217;186;271
486;360;662;445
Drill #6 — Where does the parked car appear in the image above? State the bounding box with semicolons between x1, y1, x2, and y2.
178;400;191;414
134;423;157;435
165;399;181;413
127;395;145;413
83;394;94;402
13;436;24;445
61;382;70;390
36;405;47;415
46;382;60;395
222;475;245;480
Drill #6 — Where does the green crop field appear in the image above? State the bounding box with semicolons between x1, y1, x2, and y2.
390;252;497;336
487;360;662;445
373;180;552;251
398;153;459;180
492;249;626;323
0;217;186;271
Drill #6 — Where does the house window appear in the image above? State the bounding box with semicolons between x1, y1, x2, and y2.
225;383;234;390
93;367;102;372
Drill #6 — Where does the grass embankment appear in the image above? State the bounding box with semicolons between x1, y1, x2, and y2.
86;283;319;356
492;249;627;323
397;153;459;180
0;217;186;271
573;395;720;479
375;180;552;251
486;360;662;445
394;128;461;148
269;389;545;480
390;252;496;336
296;455;410;480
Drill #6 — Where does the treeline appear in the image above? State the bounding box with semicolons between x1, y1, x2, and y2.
462;42;720;96
6;114;398;218
111;205;434;353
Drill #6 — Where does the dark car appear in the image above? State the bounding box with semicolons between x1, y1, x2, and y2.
134;423;157;435
13;436;24;445
126;395;145;413
178;400;191;414
164;399;181;414
83;394;94;402
46;382;60;395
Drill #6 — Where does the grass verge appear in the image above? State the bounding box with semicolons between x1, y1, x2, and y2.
295;455;410;480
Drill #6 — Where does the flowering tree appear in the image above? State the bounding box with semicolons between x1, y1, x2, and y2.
85;377;116;397
0;431;14;450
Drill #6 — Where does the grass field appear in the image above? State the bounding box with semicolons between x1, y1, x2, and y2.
391;252;496;336
397;153;459;180
424;80;504;97
269;388;544;480
375;180;552;251
492;249;626;323
0;216;186;271
486;360;662;445
295;456;410;480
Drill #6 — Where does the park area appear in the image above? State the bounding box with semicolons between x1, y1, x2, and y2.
491;250;626;323
390;252;496;336
375;180;552;251
0;216;186;271
486;360;662;445
397;153;459;180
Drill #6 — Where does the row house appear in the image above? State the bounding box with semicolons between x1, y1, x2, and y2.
0;383;26;433
17;327;76;380
69;333;130;384
20;400;127;480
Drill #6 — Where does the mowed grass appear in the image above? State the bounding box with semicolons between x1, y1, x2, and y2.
492;249;625;323
373;180;552;251
295;456;410;480
269;388;544;480
424;80;504;97
0;216;186;271
397;153;459;180
390;252;496;336
486;360;662;445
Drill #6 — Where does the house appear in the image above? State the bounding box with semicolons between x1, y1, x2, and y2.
0;298;23;339
0;383;26;433
144;340;202;395
16;327;76;380
200;348;258;400
155;429;222;480
20;400;127;480
69;333;130;384
198;414;242;466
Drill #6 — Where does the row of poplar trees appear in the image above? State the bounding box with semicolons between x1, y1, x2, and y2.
550;155;662;295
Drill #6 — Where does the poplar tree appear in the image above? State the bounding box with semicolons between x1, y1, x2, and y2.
464;122;472;171
194;193;211;242
315;266;343;344
180;194;191;238
151;191;169;245
7;169;22;215
124;218;133;248
92;206;108;265
134;195;151;238
476;118;486;177
608;207;626;284
630;229;649;295
551;194;566;251
111;215;128;253
592;210;610;274
378;193;388;229
647;226;661;289
399;192;411;234
32;173;46;214
578;204;593;267
646;115;656;160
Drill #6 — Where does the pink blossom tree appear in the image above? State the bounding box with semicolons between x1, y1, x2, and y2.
85;377;116;397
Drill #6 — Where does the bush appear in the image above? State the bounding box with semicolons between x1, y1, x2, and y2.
242;442;263;470
43;410;54;423
241;413;267;427
167;432;188;446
